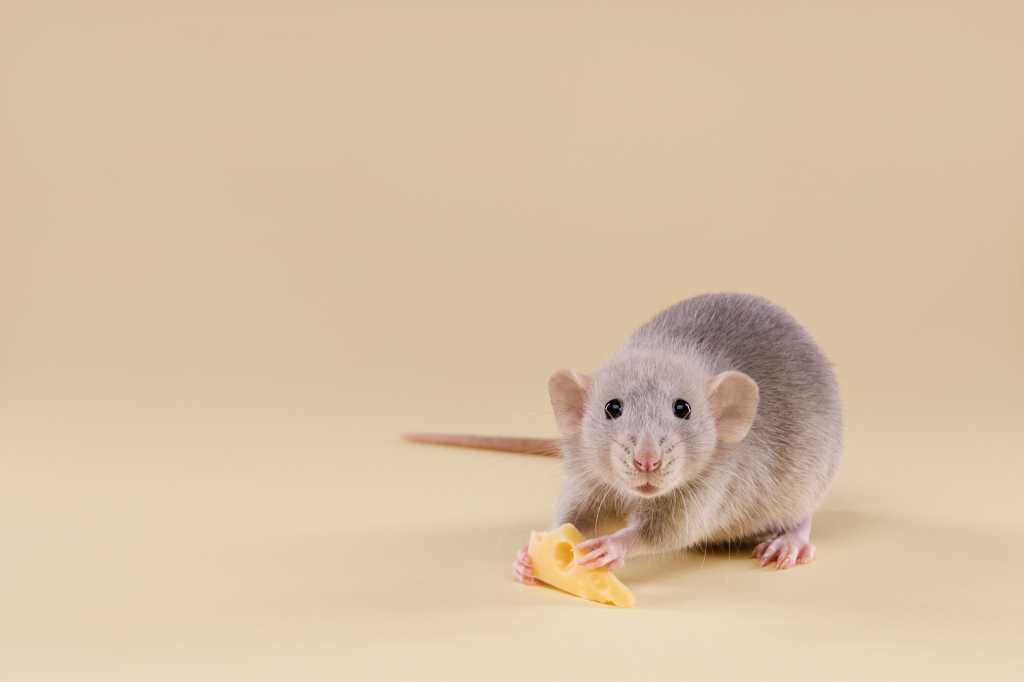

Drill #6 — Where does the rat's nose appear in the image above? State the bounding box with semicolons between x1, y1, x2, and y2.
632;451;662;472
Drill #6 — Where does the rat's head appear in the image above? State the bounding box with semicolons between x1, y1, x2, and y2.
549;351;759;499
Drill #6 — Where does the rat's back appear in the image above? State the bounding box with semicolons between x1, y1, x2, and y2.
631;293;838;416
630;293;839;420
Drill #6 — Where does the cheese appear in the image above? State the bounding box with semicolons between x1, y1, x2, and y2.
527;523;636;608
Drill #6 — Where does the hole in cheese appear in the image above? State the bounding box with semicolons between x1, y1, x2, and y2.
553;541;574;571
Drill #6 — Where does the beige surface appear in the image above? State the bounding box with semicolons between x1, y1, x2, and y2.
3;2;1023;680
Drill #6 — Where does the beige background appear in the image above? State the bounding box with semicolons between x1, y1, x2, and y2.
2;2;1023;680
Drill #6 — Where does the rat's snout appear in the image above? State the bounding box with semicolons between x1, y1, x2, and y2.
631;443;662;473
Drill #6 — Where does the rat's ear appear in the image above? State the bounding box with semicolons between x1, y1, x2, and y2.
706;371;759;444
548;369;591;436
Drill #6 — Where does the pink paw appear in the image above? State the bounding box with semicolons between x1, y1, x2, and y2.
752;533;815;570
575;533;629;570
514;544;536;584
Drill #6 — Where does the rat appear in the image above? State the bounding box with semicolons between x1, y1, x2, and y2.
404;292;842;582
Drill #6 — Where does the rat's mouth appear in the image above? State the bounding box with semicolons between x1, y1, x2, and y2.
635;483;659;495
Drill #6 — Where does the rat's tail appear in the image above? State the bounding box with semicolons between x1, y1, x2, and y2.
401;432;560;456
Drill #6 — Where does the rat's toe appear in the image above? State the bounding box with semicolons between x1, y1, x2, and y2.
514;562;536;584
776;544;801;570
757;538;784;566
514;545;536;583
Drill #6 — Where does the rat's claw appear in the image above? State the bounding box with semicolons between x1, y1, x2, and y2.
587;553;623;569
515;566;536;584
758;538;784;566
576;548;607;567
777;543;801;570
514;545;536;584
575;533;628;570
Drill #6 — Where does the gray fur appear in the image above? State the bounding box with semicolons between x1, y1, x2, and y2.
556;292;842;553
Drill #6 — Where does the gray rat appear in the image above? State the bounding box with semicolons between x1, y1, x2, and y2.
404;293;842;581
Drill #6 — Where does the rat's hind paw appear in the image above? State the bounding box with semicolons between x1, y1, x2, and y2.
752;520;815;570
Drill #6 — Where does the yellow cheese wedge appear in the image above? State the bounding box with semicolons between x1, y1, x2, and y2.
527;523;636;608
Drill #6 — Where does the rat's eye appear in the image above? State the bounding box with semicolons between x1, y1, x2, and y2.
673;399;691;420
604;399;623;420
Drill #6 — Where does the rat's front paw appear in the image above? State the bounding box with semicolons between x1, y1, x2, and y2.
575;531;633;570
513;544;537;584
